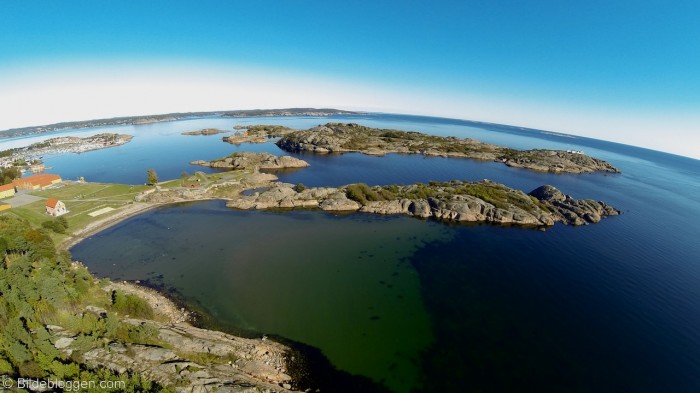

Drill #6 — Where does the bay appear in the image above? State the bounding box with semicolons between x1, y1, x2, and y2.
5;113;696;392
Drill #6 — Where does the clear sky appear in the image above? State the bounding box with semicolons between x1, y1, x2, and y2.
1;0;698;158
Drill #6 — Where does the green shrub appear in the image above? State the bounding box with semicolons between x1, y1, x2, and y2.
111;290;154;319
41;219;67;234
345;183;393;204
113;322;161;346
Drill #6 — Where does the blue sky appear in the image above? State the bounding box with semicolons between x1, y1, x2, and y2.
1;0;699;158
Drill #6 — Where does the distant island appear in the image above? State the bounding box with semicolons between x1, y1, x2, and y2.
181;128;230;136
228;123;620;174
0;108;359;139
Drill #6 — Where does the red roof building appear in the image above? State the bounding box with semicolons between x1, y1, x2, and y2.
45;198;67;216
12;174;62;190
0;183;15;199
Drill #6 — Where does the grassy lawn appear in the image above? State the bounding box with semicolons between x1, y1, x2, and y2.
31;182;150;201
2;182;151;244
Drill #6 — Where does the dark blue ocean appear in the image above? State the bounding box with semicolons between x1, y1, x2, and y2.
5;114;698;392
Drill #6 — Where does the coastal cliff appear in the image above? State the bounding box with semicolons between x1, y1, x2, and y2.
274;123;620;174
226;180;620;226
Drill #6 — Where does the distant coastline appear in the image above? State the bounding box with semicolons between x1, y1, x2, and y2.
0;108;360;139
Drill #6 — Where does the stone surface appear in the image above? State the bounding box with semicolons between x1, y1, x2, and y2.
59;319;296;393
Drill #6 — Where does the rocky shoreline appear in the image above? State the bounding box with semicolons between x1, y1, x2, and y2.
274;123;620;174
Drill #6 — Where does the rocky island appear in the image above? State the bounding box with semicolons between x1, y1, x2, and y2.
274;123;620;174
190;152;309;170
226;179;619;226
223;125;297;144
181;128;229;136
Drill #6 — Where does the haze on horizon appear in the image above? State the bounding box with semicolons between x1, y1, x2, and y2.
1;1;698;159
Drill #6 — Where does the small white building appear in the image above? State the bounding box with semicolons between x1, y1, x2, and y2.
45;198;67;216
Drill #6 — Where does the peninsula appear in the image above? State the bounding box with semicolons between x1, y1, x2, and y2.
0;133;133;169
274;123;620;174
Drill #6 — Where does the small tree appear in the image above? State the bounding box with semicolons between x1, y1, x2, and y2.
56;216;68;229
180;171;189;179
146;168;158;185
0;167;20;185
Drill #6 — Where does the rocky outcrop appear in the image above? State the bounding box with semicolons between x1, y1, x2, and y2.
226;181;619;226
275;123;620;174
45;278;300;392
191;152;309;171
73;319;298;392
529;185;620;225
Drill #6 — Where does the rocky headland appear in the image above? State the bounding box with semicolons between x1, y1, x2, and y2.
226;180;620;226
274;123;620;174
190;152;309;170
182;128;229;136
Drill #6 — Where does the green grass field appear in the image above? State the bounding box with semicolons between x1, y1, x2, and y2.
2;171;248;244
3;182;152;244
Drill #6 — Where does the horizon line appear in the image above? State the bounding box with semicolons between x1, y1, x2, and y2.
0;107;697;162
